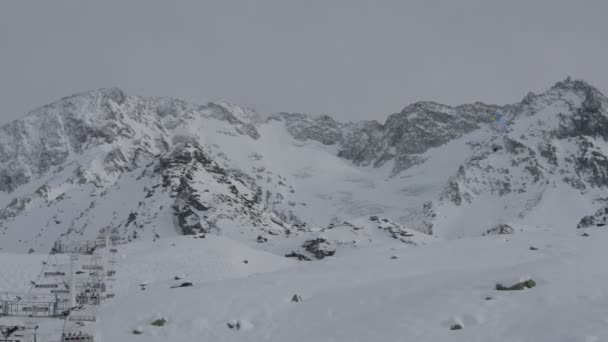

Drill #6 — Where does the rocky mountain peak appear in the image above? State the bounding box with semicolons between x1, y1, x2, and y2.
550;77;601;94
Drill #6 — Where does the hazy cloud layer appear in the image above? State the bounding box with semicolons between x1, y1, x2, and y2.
1;0;607;124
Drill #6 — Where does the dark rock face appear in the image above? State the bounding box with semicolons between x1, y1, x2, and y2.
274;102;498;175
158;145;217;235
377;102;497;173
155;143;290;237
557;80;608;141
573;139;608;188
268;113;344;146
338;121;385;166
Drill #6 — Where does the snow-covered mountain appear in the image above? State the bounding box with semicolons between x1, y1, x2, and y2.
1;78;607;254
417;78;608;238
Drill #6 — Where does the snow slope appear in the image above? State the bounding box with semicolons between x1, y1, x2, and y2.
89;228;608;341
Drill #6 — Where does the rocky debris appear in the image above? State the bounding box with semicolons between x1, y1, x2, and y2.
226;321;241;330
285;251;311;261
132;329;143;335
291;294;303;303
450;324;463;331
582;232;590;237
366;217;419;244
496;279;536;291
483;224;515;236
302;238;335;259
256;235;268;243
529;246;539;251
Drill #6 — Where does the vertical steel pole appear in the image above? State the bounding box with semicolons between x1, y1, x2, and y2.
70;254;77;307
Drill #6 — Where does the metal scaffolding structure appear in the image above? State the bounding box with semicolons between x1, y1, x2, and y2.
2;229;122;342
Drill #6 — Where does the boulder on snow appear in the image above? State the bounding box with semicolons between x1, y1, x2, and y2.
226;319;254;331
170;282;193;288
496;279;536;291
302;238;336;259
291;294;303;302
483;224;514;236
132;329;143;335
150;317;167;327
450;324;463;331
227;321;241;330
256;235;268;243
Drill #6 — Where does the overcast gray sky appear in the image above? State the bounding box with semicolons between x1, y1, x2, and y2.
1;0;607;125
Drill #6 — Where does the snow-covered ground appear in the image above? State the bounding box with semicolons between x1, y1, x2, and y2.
100;228;608;341
4;228;605;341
98;228;608;341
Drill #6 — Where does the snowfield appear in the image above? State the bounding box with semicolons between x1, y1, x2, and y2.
2;221;608;341
0;228;583;341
